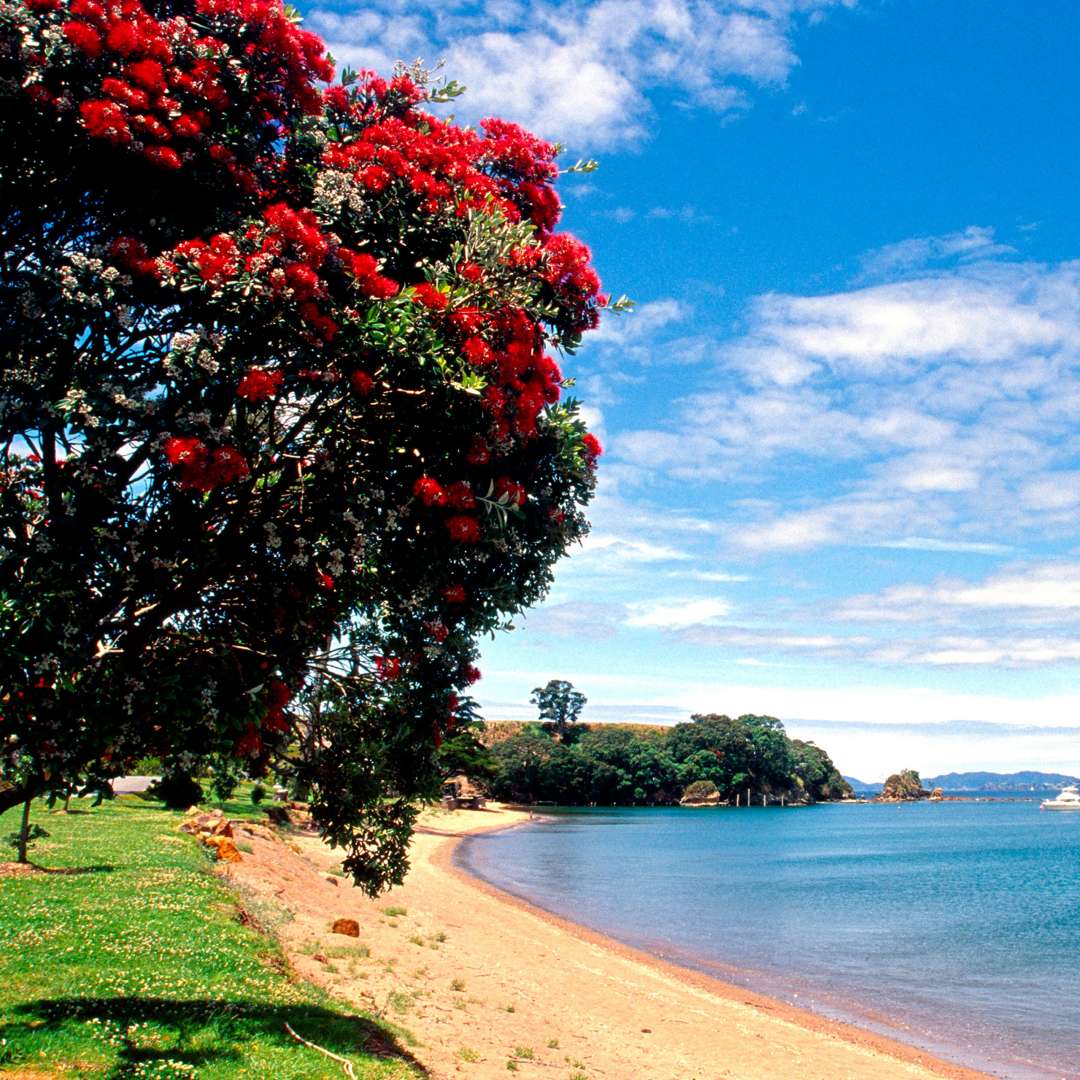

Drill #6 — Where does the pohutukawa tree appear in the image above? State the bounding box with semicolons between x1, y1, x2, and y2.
0;0;607;890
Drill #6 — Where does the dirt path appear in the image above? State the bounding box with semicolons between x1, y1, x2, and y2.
225;805;991;1080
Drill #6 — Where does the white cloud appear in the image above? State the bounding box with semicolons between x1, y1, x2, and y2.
871;537;1012;555
576;532;690;563
591;298;690;348
612;254;1080;552
626;597;732;629
307;0;857;147
858;225;1015;280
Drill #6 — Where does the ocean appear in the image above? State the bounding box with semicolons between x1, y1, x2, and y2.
456;801;1080;1079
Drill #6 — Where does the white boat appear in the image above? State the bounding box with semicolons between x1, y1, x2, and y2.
1041;785;1080;810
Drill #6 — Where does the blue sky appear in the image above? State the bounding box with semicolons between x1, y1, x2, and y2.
303;0;1080;779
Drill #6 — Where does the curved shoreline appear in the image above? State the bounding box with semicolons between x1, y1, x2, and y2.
435;808;991;1080
234;803;999;1080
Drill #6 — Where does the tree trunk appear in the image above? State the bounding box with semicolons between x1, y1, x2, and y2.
16;798;31;863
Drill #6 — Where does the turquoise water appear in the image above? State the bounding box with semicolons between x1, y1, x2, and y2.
457;802;1080;1079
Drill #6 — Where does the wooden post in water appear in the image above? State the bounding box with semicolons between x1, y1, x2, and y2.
736;793;740;807
746;787;750;807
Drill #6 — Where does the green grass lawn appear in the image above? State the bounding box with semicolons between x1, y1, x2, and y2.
0;795;423;1079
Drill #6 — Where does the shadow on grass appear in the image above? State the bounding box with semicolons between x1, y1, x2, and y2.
29;863;116;875
3;996;427;1077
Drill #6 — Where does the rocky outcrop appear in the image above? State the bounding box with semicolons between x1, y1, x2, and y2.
680;781;721;806
875;769;930;802
331;918;360;937
178;807;276;862
928;787;944;801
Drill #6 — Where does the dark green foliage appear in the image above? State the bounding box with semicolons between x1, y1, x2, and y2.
146;771;204;810
488;714;852;806
436;726;497;785
530;679;586;740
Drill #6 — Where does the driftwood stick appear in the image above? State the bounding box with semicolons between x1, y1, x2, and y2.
283;1021;357;1079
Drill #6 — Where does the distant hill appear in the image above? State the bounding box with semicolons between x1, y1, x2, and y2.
923;771;1080;792
844;770;1079;794
842;776;883;795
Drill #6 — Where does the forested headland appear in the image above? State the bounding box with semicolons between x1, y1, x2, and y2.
455;713;853;807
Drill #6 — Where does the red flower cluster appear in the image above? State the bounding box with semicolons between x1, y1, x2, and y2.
494;476;527;507
338;249;398;299
543;234;603;333
413;474;489;543
412;475;446;507
30;0;333;181
582;433;603;461
173;234;240;287
412;282;449;311
444;481;476;510
236;367;283;401
373;655;401;681
262;678;292;733
163;436;250;491
457;261;484;283
454;306;563;439
349;370;374;395
444;514;481;544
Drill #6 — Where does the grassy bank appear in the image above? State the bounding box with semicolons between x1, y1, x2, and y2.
0;795;422;1079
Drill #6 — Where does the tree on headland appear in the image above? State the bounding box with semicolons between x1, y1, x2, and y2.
486;713;852;806
0;0;607;891
531;679;587;740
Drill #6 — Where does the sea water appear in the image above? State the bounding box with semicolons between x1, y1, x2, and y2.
456;802;1080;1079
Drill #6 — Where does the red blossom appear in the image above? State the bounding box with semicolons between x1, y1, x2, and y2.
126;59;166;93
457;261;484;283
64;21;103;57
317;571;334;590
164;437;249;490
442;584;467;605
143;146;182;169
444;514;481;543
79;99;130;144
164;435;204;466
494;476;526;507
462;337;493;367
466;438;491;466
104;21;139;56
237;367;283;401
412;282;448;311
444;481;476;510
582;433;603;460
374;655;401;681
235;722;262;757
349;370;374;395
285;262;320;300
412;475;445;507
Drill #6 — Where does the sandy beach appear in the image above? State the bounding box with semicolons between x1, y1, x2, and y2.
226;804;991;1080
